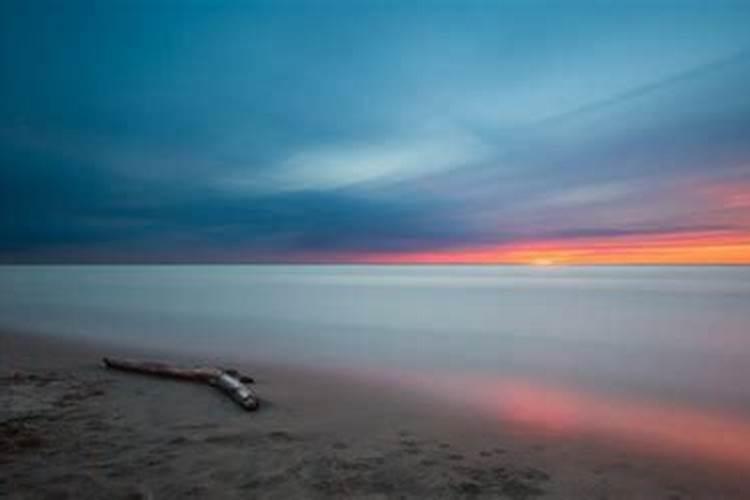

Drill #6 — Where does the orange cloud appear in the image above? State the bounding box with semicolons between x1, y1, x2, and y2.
348;230;750;265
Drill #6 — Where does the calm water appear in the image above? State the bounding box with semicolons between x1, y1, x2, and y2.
2;265;750;467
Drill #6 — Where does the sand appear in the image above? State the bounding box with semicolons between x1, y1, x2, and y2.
1;330;748;499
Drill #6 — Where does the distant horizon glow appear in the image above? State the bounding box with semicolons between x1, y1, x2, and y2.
346;230;750;265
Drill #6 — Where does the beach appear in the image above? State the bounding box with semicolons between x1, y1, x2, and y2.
2;329;748;499
4;0;750;496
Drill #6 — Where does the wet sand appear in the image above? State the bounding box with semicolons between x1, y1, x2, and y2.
1;330;747;499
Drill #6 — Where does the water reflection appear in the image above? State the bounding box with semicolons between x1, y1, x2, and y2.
396;372;750;471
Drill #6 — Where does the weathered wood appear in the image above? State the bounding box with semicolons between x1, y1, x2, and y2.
221;368;255;384
102;357;221;381
102;357;259;411
211;372;259;411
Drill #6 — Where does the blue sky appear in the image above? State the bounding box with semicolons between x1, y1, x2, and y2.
2;1;750;263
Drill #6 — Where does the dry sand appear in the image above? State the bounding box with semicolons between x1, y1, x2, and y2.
1;330;748;499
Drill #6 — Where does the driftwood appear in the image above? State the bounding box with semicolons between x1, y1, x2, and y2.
102;357;259;411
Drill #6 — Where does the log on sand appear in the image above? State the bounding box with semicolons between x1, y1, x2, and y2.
102;357;259;411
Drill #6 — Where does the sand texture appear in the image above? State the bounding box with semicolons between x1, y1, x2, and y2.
1;331;747;499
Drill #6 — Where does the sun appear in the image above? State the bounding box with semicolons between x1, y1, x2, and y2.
530;258;555;267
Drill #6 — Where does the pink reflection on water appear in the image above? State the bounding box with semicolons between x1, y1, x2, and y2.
380;371;750;471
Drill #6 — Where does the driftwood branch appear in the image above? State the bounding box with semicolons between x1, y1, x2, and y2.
102;357;259;411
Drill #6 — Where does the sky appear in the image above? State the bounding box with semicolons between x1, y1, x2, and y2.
1;0;750;264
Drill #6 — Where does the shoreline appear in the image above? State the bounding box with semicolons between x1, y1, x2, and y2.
2;329;748;499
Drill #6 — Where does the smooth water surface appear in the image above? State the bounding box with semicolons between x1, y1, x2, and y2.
2;265;750;467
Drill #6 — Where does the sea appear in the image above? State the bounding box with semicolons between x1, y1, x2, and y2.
2;265;749;467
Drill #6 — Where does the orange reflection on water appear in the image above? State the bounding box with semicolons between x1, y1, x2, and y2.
403;374;750;471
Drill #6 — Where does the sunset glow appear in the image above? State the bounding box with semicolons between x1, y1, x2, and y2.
347;230;750;265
